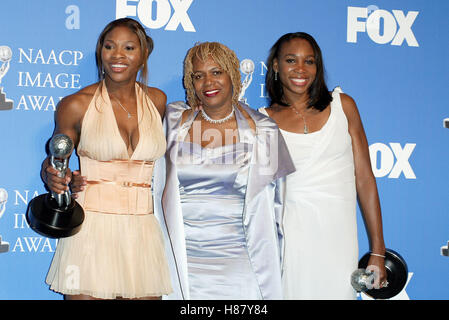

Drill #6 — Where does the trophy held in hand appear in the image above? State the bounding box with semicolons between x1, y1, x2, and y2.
351;248;408;299
26;134;84;238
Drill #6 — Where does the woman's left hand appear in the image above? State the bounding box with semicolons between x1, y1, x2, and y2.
366;255;388;289
69;170;86;199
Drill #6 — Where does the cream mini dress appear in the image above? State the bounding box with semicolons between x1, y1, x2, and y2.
45;81;172;299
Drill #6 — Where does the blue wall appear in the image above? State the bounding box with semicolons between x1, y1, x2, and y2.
0;0;448;300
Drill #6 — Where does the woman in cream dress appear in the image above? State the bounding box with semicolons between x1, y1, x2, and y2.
41;18;172;300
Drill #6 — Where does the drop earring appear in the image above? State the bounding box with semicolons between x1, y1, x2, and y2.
274;71;278;81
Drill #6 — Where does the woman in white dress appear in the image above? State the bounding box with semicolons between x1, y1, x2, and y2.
259;32;388;299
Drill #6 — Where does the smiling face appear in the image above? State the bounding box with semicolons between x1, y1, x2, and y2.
191;56;233;111
274;38;317;103
101;25;145;85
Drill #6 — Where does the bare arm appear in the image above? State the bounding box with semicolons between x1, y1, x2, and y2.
341;93;387;287
41;91;89;195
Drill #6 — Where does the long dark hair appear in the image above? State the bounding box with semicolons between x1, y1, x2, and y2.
95;18;154;85
266;32;332;111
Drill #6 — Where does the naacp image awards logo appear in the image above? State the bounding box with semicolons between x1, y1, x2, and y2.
0;188;9;253
0;45;13;110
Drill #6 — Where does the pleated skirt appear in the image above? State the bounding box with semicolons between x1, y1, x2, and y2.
45;210;172;299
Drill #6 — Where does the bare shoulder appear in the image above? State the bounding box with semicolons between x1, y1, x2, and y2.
339;92;365;133
56;83;98;119
339;92;359;115
53;82;99;143
147;86;167;104
146;86;167;117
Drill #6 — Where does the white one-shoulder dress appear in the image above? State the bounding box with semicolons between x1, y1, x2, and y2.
259;87;358;299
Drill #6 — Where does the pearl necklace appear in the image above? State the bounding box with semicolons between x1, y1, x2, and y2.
291;105;309;134
201;106;235;124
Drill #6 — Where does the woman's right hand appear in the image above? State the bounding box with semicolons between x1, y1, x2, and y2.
42;158;86;199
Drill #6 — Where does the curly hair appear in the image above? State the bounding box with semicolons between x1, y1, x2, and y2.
95;18;154;87
183;42;242;109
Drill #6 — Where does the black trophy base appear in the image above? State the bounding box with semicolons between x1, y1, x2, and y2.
26;193;84;239
358;248;408;299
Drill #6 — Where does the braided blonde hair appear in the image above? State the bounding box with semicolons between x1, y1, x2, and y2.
183;42;242;109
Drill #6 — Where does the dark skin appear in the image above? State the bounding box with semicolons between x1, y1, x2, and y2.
41;25;166;300
68;54;256;299
264;38;387;289
183;56;255;148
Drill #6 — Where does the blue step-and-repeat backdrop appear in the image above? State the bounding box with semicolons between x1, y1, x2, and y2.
0;0;448;300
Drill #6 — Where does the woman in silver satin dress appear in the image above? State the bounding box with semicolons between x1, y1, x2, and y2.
153;42;295;300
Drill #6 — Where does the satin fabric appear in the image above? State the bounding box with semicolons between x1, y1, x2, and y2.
177;106;260;299
260;87;358;299
153;101;295;300
79;157;154;215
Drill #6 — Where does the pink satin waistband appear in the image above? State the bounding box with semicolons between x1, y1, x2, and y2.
78;157;155;215
86;179;152;189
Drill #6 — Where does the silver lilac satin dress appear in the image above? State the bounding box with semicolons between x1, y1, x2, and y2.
176;107;261;300
153;101;296;300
